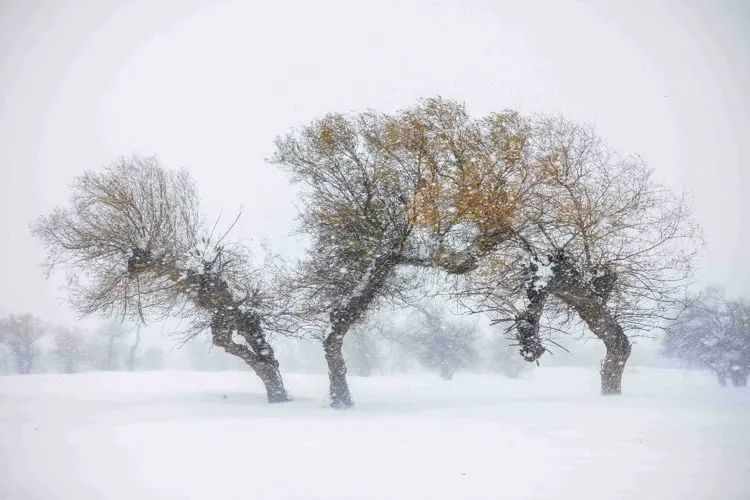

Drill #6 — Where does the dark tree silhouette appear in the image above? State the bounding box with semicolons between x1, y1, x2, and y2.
33;156;292;402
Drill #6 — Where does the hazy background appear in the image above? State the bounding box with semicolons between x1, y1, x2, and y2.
1;0;748;337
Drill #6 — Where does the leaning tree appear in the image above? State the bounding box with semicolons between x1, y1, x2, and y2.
32;156;291;402
429;116;701;394
273;111;422;408
272;98;533;407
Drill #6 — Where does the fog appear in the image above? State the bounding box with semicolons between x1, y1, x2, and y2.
2;0;748;323
1;2;749;499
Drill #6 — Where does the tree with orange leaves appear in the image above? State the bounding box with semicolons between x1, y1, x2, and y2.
273;98;533;407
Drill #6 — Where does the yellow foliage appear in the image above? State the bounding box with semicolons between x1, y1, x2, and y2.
411;179;442;230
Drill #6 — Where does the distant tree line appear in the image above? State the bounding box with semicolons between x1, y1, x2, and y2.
0;314;164;375
32;97;706;407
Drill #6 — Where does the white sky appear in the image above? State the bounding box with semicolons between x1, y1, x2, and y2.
1;0;748;326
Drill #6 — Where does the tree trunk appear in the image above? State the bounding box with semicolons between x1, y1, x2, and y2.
237;319;289;404
554;280;631;395
253;361;289;403
210;312;289;404
216;342;289;404
514;288;548;362
717;371;728;387
103;334;116;370
127;323;141;371
730;369;748;387
324;330;352;409
600;332;631;395
439;364;454;380
16;351;32;374
131;251;290;402
319;252;397;408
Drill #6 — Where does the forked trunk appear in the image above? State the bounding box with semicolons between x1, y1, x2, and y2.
210;313;289;404
128;247;290;403
324;330;353;409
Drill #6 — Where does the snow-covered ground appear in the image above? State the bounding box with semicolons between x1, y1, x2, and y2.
1;367;748;500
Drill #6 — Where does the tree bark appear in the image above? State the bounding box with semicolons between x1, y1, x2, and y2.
320;253;398;408
210;311;289;404
324;330;353;409
253;360;289;403
514;287;549;362
599;330;631;395
566;300;631;395
551;268;631;395
126;247;290;402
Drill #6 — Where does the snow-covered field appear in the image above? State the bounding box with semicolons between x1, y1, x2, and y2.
1;367;748;500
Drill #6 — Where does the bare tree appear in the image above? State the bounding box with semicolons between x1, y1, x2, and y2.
52;327;89;373
0;314;46;374
405;304;478;380
664;289;750;387
32;156;290;402
438;117;700;394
